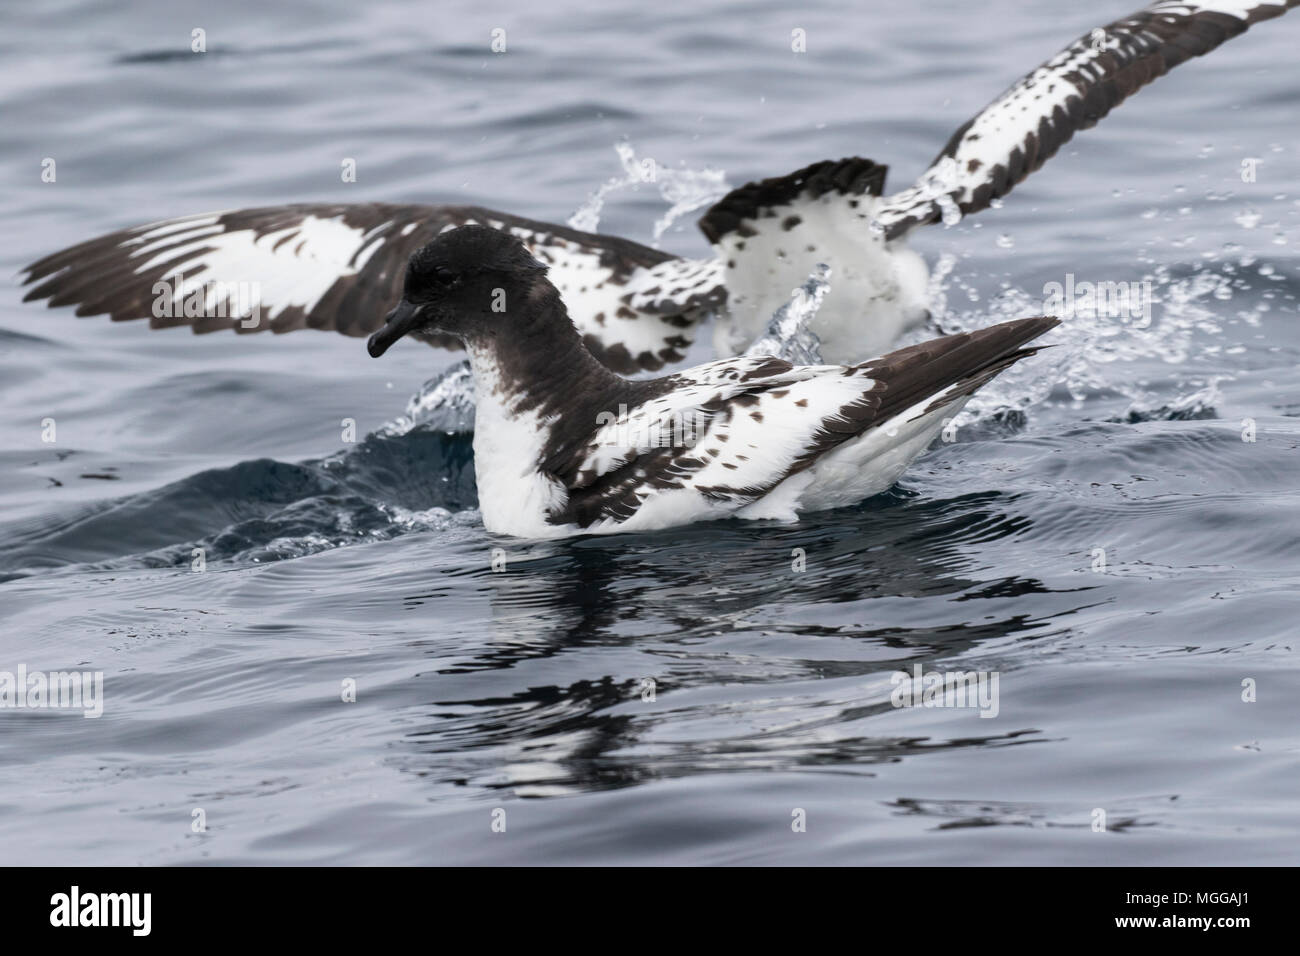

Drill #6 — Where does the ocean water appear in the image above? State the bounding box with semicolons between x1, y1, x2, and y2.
1;0;1298;865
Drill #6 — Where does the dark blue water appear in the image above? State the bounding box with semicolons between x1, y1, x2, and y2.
1;0;1298;864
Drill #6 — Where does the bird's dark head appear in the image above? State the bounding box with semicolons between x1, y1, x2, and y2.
367;225;550;357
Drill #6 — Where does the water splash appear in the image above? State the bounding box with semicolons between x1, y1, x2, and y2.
568;141;730;245
1115;378;1224;424
376;361;476;437
648;161;731;243
936;194;963;228
910;155;965;228
917;254;1290;428
126;501;479;568
743;265;830;365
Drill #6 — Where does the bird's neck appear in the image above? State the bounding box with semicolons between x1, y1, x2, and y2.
461;282;637;461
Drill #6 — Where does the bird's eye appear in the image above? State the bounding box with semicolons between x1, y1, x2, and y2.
433;267;458;286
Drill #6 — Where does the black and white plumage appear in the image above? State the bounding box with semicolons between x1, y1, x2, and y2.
699;0;1298;361
367;225;1059;538
21;203;725;375
874;0;1300;239
20;1;1293;373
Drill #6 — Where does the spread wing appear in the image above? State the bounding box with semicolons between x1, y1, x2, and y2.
874;0;1299;239
694;158;899;356
696;157;889;249
21;202;726;371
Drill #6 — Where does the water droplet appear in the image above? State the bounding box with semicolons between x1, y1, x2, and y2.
937;195;962;227
1235;209;1262;229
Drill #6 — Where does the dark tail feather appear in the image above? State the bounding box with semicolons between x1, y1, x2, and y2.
858;316;1060;423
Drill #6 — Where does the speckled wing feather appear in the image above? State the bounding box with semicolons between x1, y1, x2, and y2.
873;0;1299;240
21;203;726;372
696;157;890;248
549;317;1059;530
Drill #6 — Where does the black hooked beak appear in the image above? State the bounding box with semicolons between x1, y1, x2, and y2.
368;298;423;358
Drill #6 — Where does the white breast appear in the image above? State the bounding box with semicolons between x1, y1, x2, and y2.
464;347;569;539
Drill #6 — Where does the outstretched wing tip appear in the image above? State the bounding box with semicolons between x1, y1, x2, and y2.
877;0;1298;239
